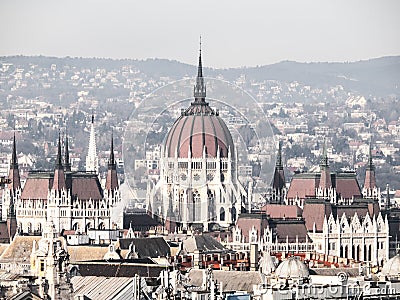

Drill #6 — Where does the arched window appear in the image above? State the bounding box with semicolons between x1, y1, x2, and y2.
220;207;225;221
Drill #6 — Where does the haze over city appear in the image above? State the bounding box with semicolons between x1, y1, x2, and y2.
1;0;400;68
1;1;400;299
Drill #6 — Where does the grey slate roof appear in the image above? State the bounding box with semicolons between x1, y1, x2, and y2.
183;235;227;253
118;237;170;258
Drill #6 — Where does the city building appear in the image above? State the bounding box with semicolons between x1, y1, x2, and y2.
147;49;249;232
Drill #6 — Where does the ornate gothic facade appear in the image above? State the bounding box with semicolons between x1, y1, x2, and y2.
2;132;122;234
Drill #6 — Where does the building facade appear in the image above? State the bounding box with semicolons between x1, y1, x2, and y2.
2;132;122;234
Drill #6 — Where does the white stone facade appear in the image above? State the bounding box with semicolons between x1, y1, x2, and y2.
309;212;389;266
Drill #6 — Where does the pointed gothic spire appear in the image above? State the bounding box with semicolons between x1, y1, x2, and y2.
272;141;285;199
276;141;283;170
366;141;374;171
86;113;99;173
106;132;118;192
108;131;116;169
320;139;329;168
11;133;18;169
53;131;66;191
364;142;376;189
55;131;63;169
193;36;206;100
319;139;332;189
64;129;71;172
8;132;21;191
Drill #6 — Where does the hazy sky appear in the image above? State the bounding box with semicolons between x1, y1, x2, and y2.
1;0;399;68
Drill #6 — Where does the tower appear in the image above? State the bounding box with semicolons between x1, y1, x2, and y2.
148;45;247;231
86;114;99;173
271;141;286;204
64;130;72;172
2;133;21;222
105;132;119;193
48;132;71;233
105;132;122;229
362;143;381;203
316;140;336;203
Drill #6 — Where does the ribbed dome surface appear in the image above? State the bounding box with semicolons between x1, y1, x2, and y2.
275;256;309;279
381;254;400;277
164;103;234;158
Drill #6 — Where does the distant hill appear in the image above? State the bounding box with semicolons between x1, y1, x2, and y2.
2;55;399;97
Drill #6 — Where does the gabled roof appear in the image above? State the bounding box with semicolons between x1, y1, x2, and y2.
0;236;41;261
270;219;310;243
236;213;269;242
71;276;133;300
183;235;226;253
123;213;160;229
287;172;362;200
187;269;262;293
72;260;164;277
20;171;103;201
302;200;332;232
261;204;302;218
118;237;170;258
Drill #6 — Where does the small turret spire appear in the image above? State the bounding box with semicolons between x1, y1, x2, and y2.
364;141;376;189
320;139;329;168
105;131;118;192
11;133;18;169
64;129;71;172
319;138;332;189
276;141;283;170
108;130;116;168
366;141;374;171
55;131;63;169
8;132;21;191
52;131;66;191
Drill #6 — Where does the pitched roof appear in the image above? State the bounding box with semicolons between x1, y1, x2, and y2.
187;269;262;293
335;173;362;199
261;204;302;218
70;174;103;200
302;200;332;232
68;245;109;262
21;173;52;200
71;276;133;300
287;173;319;199
236;213;269;243
0;236;41;261
287;172;362;200
72;260;164;277
183;235;227;253
123;213;160;230
20;171;103;201
118;237;170;258
270;219;310;243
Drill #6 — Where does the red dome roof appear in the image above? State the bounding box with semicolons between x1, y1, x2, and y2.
164;50;234;159
164;103;234;158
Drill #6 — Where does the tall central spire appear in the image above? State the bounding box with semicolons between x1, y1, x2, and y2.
193;36;206;101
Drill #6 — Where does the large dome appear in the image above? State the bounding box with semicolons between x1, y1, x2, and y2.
164;51;234;159
275;256;309;279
